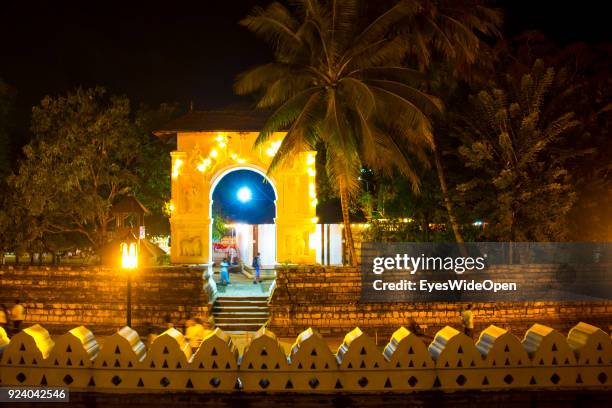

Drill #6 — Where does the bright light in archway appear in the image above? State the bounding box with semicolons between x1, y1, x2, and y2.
237;186;252;203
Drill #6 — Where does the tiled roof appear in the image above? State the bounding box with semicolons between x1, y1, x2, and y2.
111;196;150;215
154;110;273;135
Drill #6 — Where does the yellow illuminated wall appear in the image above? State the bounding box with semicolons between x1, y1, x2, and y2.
168;131;317;264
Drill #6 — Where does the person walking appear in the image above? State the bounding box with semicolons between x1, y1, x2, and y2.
220;257;230;285
10;299;26;333
185;317;205;352
252;252;261;284
0;304;9;333
461;304;474;338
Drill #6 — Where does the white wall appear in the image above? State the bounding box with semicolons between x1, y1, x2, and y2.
233;224;276;267
257;224;276;267
235;224;253;266
315;224;343;265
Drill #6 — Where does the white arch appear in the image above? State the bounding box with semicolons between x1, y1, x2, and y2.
208;164;278;266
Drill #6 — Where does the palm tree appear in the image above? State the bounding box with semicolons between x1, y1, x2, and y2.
236;0;442;265
235;0;501;264
391;0;503;243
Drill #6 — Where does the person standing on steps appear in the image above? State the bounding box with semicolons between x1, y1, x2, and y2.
220;257;230;285
252;252;261;284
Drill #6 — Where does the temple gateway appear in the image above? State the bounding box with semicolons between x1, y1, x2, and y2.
155;110;327;266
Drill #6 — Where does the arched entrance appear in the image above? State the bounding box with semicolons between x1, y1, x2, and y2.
210;168;277;267
164;122;317;265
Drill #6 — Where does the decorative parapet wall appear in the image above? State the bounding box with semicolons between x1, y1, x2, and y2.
0;266;210;333
269;266;612;338
0;322;609;392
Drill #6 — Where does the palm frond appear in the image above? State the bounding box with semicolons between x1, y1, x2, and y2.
255;87;322;147
349;66;427;83
240;3;302;53
354;0;421;46
267;91;322;172
366;79;443;114
234;63;304;95
338;77;376;118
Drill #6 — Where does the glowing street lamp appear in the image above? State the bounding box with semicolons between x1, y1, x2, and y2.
237;186;252;203
120;237;138;328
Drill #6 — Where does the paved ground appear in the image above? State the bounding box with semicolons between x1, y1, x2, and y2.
213;267;275;297
214;274;274;297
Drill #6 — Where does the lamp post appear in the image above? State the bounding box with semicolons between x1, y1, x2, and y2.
120;237;138;328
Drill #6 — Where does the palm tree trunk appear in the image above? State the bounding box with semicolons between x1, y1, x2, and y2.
339;187;358;266
433;148;464;244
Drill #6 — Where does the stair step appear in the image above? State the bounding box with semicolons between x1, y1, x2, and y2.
213;311;269;318
215;317;268;326
215;315;270;321
212;306;269;314
216;296;269;301
214;300;268;307
216;323;266;331
212;296;270;333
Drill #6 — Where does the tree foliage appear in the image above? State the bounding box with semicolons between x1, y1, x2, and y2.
453;60;580;241
6;88;172;253
237;0;496;263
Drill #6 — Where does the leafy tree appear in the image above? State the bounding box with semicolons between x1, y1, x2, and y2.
395;0;502;244
236;0;447;265
453;60;580;241
133;103;179;236
9;87;142;249
496;34;612;241
212;211;230;242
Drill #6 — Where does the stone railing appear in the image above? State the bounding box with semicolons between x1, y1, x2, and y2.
0;322;610;392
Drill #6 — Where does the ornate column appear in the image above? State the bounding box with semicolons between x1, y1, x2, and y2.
275;151;317;264
170;150;209;264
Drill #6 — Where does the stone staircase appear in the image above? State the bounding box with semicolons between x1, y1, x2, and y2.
212;296;270;332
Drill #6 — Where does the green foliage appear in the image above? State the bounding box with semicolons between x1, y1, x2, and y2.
7;87;173;251
238;0;493;262
212;211;229;242
236;0;445;192
453;60;580;241
132;103;179;236
236;0;503;254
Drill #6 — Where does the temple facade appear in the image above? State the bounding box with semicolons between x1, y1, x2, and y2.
155;111;317;265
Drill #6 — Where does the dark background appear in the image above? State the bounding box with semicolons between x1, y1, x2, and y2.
1;0;611;144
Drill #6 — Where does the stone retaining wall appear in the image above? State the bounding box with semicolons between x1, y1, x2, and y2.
269;266;612;338
0;266;211;334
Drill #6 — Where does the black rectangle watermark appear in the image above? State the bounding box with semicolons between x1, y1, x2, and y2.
0;387;69;403
360;242;612;302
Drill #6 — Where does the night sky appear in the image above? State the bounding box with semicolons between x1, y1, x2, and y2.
1;0;610;144
212;170;276;224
